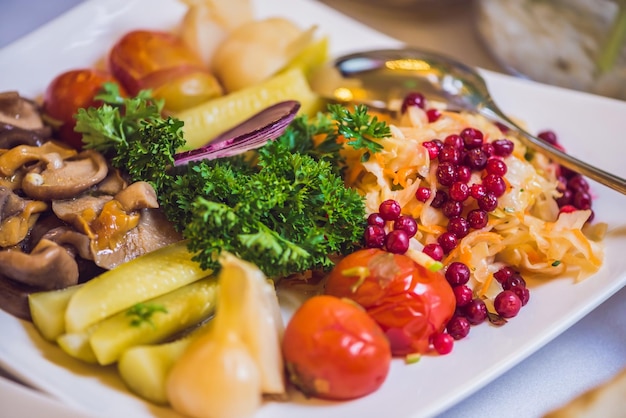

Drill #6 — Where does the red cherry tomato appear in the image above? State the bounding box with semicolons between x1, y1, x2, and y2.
325;248;455;356
108;30;222;111
282;295;391;400
42;68;123;149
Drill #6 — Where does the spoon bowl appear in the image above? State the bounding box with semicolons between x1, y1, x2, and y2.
322;48;626;195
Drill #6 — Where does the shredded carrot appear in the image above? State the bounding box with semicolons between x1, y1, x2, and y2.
417;223;446;235
477;273;495;298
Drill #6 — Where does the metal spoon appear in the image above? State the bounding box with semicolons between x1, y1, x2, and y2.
319;48;626;195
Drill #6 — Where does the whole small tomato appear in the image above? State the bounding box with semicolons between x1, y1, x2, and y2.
109;30;222;111
42;68;122;149
282;295;391;400
325;248;455;356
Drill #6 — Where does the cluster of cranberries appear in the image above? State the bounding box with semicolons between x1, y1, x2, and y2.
442;263;530;347
360;93;592;355
536;130;595;221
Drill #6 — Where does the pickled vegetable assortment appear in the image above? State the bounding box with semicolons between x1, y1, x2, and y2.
0;0;609;417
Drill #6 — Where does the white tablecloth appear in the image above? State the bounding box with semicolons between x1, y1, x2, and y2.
1;1;625;417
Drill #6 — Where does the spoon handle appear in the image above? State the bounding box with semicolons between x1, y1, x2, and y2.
481;105;626;195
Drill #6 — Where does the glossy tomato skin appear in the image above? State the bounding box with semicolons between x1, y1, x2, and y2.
42;68;122;149
108;30;222;111
325;248;456;356
282;295;391;400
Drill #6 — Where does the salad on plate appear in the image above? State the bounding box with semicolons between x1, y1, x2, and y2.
0;0;620;417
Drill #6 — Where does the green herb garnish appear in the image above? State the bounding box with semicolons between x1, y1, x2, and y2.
76;87;375;278
126;303;168;328
329;103;390;158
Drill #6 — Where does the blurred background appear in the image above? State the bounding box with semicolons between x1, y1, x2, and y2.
320;0;626;101
3;0;625;101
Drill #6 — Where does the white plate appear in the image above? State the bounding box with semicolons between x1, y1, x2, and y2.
1;0;626;417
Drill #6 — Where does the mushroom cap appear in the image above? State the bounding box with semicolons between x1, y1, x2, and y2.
22;150;109;200
0;91;46;131
0;239;79;290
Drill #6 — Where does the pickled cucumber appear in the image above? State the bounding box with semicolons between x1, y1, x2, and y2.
89;276;218;365
65;241;208;333
175;67;322;151
29;284;82;341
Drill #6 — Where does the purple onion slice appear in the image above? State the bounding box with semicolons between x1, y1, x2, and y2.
174;100;301;166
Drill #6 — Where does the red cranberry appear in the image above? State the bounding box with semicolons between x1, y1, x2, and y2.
511;286;530;306
492;139;514;157
415;187;432;202
385;229;410;254
483;174;507;197
431;190;448;208
445;261;471;285
442;200;463;218
477;193;498;212
367;213;385;227
423;243;444;261
502;274;526;290
467;209;488;229
422;141;440;160
460;127;484;149
567;175;589;193
426;108;441;122
464;148;488;170
573;191;592;210
559;165;577;179
447;216;469;238
494;290;522;318
394;215;417;238
364;225;386;248
379;199;401;221
446;315;471;340
444;134;464;149
431;332;454;355
453;285;474;307
464;298;488;325
456;165;472;183
436;162;458;186
401;92;426;112
481;142;495;157
537;130;558;145
493;266;517;284
470;183;487;199
556;189;573;207
438;145;461;164
449;181;470;202
486;158;508;176
438;232;458;253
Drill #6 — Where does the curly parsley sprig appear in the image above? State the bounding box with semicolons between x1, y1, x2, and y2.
74;86;387;278
328;103;390;161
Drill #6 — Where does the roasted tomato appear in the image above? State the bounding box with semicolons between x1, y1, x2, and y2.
108;30;223;111
282;295;391;400
325;248;455;356
42;68;122;149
